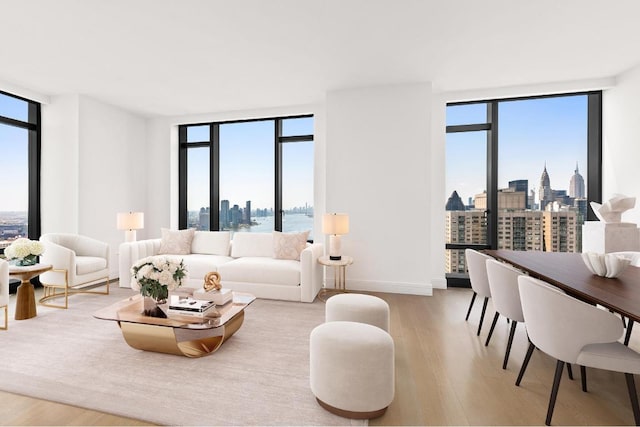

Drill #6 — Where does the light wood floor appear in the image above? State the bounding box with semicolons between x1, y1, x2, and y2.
2;288;638;425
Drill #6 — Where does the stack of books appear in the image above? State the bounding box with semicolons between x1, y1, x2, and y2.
167;298;217;318
193;288;233;306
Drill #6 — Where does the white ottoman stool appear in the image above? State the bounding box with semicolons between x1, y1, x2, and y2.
326;293;390;332
310;321;394;419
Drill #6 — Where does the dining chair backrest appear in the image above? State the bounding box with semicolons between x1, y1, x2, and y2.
485;259;524;323
518;275;623;363
465;249;492;299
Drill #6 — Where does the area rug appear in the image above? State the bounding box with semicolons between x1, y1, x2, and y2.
0;288;364;426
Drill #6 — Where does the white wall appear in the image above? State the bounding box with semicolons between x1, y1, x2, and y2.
41;95;147;277
325;83;433;295
602;64;640;225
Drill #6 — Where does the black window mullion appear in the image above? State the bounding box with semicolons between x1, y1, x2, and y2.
487;101;498;250
27;102;41;239
211;124;220;230
178;125;188;229
275;119;283;231
587;91;602;221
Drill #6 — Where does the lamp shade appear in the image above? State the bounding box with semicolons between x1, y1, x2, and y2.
117;212;144;231
322;213;349;235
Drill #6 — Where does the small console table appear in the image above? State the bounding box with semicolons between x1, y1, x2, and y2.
317;255;354;302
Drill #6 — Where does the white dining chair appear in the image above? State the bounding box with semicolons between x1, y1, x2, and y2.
485;259;524;369
465;249;493;336
0;258;8;330
518;275;640;426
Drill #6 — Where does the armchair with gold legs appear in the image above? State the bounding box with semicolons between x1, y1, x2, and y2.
39;233;110;309
0;258;8;329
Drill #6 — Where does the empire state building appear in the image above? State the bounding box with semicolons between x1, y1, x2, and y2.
569;162;585;198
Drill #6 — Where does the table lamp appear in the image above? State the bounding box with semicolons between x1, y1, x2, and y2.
117;212;144;242
322;213;349;260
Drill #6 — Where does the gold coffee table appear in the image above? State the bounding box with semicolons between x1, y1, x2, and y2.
94;292;255;358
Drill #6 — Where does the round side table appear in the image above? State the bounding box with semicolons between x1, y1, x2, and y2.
317;255;353;302
8;263;52;320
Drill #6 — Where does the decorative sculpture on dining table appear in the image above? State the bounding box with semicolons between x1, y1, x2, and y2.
590;194;636;224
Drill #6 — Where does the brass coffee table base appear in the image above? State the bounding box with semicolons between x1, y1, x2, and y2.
119;311;245;358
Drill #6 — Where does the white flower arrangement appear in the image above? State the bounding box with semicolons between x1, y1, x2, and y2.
130;256;188;302
5;238;45;265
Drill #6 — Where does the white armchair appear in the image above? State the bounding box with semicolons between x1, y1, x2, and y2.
0;258;8;330
39;233;110;308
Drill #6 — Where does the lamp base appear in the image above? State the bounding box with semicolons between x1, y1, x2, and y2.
124;230;137;242
329;255;342;261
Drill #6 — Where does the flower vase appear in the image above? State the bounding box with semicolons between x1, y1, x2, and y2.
16;254;38;266
142;296;167;318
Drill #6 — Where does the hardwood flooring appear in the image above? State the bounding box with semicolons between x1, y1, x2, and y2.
2;288;638;425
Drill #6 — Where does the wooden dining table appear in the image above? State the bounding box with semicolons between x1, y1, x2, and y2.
484;250;640;343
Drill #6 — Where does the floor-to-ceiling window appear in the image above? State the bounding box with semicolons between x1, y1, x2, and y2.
179;115;314;239
445;92;601;286
0;90;41;254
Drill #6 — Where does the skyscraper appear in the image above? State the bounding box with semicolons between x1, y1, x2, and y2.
538;163;553;211
445;191;465;211
508;179;529;209
220;199;230;229
569;162;585;198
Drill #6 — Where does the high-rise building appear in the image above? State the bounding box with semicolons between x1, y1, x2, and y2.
538;163;553;211
543;203;577;253
198;207;210;230
445;210;486;274
244;200;251;224
231;204;241;227
445;191;466;211
569;162;585;198
508;180;529;209
474;189;526;211
497;211;543;251
220;199;230;229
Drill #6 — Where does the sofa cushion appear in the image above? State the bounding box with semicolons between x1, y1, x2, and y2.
273;230;310;260
191;231;231;256
230;232;273;258
218;257;301;286
179;254;234;284
158;228;195;255
76;256;107;275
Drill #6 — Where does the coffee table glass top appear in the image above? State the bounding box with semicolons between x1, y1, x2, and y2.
94;292;255;329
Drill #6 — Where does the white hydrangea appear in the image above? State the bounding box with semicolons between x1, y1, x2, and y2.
130;255;188;299
5;238;45;260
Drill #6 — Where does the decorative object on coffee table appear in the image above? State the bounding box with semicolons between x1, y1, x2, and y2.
4;238;44;266
203;271;222;291
131;256;188;304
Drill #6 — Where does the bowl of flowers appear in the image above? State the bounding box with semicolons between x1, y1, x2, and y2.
5;238;45;266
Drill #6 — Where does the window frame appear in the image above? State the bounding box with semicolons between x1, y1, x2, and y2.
0;90;41;253
445;91;602;287
178;114;314;235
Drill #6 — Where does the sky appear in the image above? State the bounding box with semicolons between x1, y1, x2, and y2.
0;93;29;212
446;94;588;205
186;117;314;212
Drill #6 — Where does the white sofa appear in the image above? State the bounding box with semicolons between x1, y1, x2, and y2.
119;231;323;302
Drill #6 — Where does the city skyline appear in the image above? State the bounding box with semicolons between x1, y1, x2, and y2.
446;95;588;205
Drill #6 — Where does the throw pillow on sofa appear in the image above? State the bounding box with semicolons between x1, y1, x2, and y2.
273;230;310;260
158;228;195;255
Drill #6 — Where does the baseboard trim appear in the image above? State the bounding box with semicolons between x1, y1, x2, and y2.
326;279;433;296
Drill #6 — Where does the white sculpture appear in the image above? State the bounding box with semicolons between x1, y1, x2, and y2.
590;194;636;223
581;252;631;278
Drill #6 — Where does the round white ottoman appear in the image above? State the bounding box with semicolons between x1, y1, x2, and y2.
326;293;390;332
310;321;394;419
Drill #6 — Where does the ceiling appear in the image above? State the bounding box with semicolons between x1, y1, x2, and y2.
2;0;640;117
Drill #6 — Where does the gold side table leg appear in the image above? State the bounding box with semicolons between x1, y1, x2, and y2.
15;281;37;320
